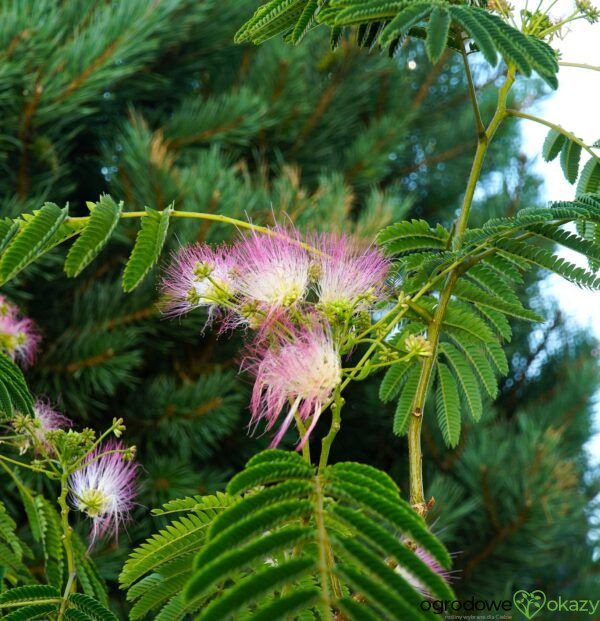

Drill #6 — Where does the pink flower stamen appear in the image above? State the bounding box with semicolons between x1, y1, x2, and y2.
247;323;341;448
232;228;310;321
69;440;137;544
0;313;40;366
161;244;235;320
312;233;390;315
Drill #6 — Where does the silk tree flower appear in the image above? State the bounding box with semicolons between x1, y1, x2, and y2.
31;400;72;450
0;313;40;366
34;400;72;431
232;228;310;322
0;295;19;318
161;244;235;320
312;234;390;318
396;546;454;596
248;324;342;448
69;441;137;543
13;400;71;455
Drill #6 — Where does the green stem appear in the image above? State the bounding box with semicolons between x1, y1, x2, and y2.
537;11;583;37
72;448;130;472
506;109;600;161
0;599;62;609
407;275;457;515
314;474;334;621
57;474;76;620
318;392;344;473
559;61;600;73
0;453;55;477
72;418;123;469
454;67;515;249
293;409;311;464
66;210;320;254
459;38;485;140
408;66;515;514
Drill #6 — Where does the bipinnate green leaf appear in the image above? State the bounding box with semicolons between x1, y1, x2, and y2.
289;0;318;43
151;491;233;516
148;450;456;620
186;527;311;602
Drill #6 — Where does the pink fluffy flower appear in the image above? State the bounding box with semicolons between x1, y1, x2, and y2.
69;441;137;544
248;324;341;448
0;314;40;366
31;400;72;450
161;244;235;319
397;546;454;596
34;400;72;432
0;295;19;318
312;233;389;315
232;228;310;322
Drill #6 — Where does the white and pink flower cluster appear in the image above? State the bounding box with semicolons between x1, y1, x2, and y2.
161;227;390;448
0;295;40;366
12;396;137;544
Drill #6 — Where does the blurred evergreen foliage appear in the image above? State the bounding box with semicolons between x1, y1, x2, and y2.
0;0;597;615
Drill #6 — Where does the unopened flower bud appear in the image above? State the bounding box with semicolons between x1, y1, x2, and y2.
397;291;410;309
576;0;599;22
405;334;433;357
112;417;126;438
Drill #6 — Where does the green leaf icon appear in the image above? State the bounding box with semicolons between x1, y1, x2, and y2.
513;590;546;619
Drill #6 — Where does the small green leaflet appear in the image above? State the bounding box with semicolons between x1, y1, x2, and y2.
393;364;421;435
122;205;173;292
426;8;451;63
560;139;582;184
542;129;566;162
64;195;122;277
0;204;68;284
435;363;461;448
